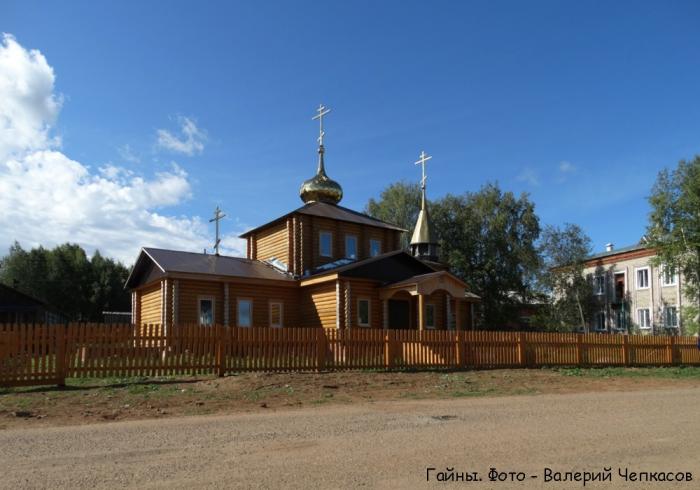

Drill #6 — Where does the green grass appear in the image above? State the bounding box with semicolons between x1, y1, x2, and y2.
556;366;700;379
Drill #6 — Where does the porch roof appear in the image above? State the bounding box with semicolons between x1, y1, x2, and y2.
379;270;480;301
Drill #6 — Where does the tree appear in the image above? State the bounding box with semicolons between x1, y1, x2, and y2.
646;155;700;335
535;224;595;332
365;181;422;248
0;242;131;321
431;184;541;327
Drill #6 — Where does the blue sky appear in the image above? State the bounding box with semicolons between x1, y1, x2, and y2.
2;1;700;263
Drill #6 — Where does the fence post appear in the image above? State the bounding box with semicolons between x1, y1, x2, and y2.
216;324;225;377
517;333;526;367
56;324;66;387
576;334;583;365
667;336;675;365
384;332;393;370
622;335;630;366
316;328;326;371
455;332;462;368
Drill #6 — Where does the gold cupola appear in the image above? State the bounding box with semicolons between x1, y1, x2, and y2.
300;104;343;205
410;151;440;263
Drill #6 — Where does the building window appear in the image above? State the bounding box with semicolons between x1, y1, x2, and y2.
237;299;252;327
594;275;605;296
637;308;651;329
198;297;214;326
345;235;358;259
594;311;606;331
369;239;381;257
664;306;678;328
661;266;677;286
357;298;370;327
319;231;333;257
635;267;650;290
269;301;283;328
425;303;436;329
615;309;627;331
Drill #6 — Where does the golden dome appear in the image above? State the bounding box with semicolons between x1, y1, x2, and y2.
299;145;343;204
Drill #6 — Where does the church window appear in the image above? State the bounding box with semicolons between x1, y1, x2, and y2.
269;301;283;328
357;298;370;327
320;231;333;257
198;297;214;326
369;239;381;257
237;299;252;327
345;235;358;259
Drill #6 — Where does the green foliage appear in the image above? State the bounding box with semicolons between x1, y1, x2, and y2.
535;224;595;332
647;155;700;309
681;305;700;335
368;181;541;328
365;181;422;248
0;242;131;321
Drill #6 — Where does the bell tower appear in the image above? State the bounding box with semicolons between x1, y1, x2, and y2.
410;150;440;263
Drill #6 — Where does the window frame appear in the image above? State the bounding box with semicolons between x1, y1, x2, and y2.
664;305;678;328
237;298;253;328
369;239;382;257
198;295;215;326
637;307;651;329
635;266;650;290
357;298;371;327
594;274;606;296
661;265;677;287
425;303;436;329
269;300;283;328
345;234;358;260
319;231;333;258
593;310;606;332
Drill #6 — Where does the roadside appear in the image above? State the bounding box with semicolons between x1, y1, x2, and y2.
2;367;700;429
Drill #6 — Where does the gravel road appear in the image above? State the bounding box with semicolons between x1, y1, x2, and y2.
1;387;698;489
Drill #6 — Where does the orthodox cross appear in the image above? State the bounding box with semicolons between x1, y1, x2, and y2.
209;205;226;255
312;103;331;146
415;150;432;189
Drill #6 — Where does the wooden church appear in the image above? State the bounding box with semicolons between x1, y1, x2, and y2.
126;106;479;332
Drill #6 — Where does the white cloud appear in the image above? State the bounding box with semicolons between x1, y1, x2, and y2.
117;143;141;164
516;167;540;187
559;161;576;174
0;34;244;264
156;116;207;156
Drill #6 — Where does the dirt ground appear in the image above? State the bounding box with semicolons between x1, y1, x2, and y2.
2;366;700;429
1;386;699;489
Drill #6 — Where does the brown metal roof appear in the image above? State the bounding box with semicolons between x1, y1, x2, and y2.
125;248;295;288
239;201;407;238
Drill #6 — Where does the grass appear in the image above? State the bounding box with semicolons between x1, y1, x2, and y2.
556;366;700;379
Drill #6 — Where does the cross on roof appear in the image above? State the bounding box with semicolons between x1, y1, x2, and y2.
414;150;432;189
209;205;226;255
312;103;331;146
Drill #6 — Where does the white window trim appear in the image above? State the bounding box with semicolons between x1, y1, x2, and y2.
663;304;679;328
636;307;652;329
319;231;333;258
425;303;436;329
635;266;650;290
198;295;215;326
661;265;677;287
269;300;283;328
369;239;382;257
345;234;358;260
237;298;253;328
593;310;607;332
594;274;606;296
357;298;370;327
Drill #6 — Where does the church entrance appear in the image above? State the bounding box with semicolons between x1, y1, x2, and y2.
388;299;410;329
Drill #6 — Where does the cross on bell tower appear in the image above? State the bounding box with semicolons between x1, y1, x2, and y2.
410;150;440;263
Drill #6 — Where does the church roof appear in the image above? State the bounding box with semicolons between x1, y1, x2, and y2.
239;201;407;238
125;247;294;289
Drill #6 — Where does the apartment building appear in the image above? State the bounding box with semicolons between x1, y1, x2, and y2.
582;243;689;335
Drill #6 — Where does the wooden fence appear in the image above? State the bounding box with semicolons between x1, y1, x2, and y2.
1;323;700;387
